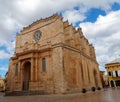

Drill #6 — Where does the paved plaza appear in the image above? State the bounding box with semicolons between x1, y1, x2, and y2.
0;88;120;102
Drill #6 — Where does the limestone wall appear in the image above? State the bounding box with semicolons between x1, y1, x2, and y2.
7;14;102;94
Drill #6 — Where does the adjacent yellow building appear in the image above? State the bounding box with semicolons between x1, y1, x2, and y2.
0;78;5;91
105;58;120;87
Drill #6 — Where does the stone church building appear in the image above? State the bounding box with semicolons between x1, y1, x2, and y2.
7;14;102;94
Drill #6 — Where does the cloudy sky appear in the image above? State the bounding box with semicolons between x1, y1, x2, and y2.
0;0;120;77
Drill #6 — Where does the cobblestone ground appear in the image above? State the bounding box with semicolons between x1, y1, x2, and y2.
0;88;120;102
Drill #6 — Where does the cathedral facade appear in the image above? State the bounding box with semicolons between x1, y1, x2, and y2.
7;14;102;94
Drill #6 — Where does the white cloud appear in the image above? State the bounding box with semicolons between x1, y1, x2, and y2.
62;10;86;25
0;0;120;38
0;50;11;59
0;67;8;71
80;10;120;70
0;0;120;71
0;40;15;59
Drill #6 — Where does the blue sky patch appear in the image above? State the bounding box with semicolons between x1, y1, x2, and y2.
74;6;79;10
112;2;120;11
0;59;9;77
84;8;106;22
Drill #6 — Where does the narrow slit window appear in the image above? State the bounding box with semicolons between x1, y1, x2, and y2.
42;58;46;72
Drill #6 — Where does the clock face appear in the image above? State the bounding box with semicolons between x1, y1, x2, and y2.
34;31;41;41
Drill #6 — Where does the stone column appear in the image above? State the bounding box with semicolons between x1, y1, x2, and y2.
89;62;93;85
80;63;84;88
111;72;113;77
85;62;90;88
52;47;65;93
96;69;102;88
76;59;82;90
18;61;21;81
113;80;116;87
35;57;38;81
18;61;23;90
86;62;90;84
109;81;111;87
81;59;88;88
90;64;95;87
31;58;34;81
38;56;40;79
79;54;84;88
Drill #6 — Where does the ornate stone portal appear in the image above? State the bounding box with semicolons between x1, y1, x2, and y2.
6;14;102;94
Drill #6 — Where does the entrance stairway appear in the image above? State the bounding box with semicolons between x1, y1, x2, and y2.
5;90;48;96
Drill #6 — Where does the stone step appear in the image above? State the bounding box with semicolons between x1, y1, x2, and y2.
5;90;48;96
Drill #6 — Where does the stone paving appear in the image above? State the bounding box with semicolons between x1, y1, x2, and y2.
0;88;120;102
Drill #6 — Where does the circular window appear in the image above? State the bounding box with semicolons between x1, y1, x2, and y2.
34;30;42;41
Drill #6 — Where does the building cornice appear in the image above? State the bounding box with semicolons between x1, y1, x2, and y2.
52;43;98;64
11;48;52;60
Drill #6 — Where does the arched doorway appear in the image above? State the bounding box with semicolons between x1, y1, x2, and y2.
22;61;31;90
94;69;98;87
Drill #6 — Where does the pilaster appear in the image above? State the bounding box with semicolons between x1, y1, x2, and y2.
31;58;34;81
